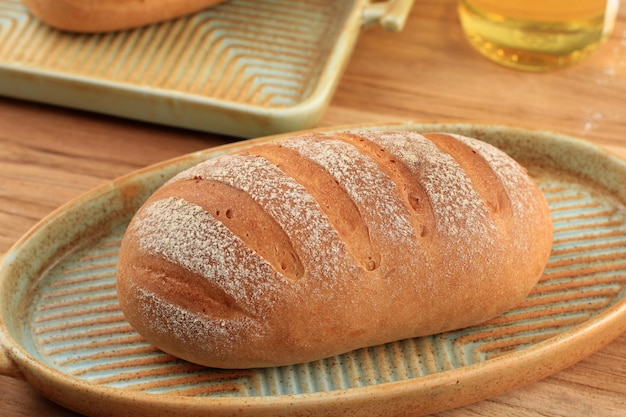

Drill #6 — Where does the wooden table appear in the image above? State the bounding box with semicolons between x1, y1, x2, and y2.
1;1;624;415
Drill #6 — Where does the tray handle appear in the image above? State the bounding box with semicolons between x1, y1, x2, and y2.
363;0;415;31
0;337;24;380
0;254;25;380
0;343;23;380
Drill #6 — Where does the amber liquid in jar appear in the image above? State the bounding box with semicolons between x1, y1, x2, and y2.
458;0;620;71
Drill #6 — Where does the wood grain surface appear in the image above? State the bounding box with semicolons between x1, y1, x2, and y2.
1;1;625;416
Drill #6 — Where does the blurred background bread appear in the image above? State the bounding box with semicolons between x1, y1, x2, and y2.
20;0;226;32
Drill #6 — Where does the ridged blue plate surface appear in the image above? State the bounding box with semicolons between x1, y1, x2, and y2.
27;172;626;396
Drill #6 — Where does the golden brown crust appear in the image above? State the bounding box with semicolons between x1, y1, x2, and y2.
116;131;553;368
20;0;226;33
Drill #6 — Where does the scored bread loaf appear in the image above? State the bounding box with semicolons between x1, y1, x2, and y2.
20;0;226;33
116;130;553;369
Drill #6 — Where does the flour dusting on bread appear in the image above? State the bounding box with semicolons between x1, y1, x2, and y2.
175;154;357;284
283;136;417;246
132;196;284;309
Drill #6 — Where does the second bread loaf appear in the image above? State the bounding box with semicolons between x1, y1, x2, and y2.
20;0;226;32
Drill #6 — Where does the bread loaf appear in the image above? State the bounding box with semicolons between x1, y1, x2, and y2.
20;0;226;33
116;130;553;369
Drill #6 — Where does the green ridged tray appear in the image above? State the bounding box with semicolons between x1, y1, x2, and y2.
0;0;411;137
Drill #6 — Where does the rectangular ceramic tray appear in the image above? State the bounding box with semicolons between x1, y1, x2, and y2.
1;123;625;417
0;0;412;137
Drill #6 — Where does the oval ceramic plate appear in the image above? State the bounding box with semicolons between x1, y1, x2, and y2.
1;123;625;417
